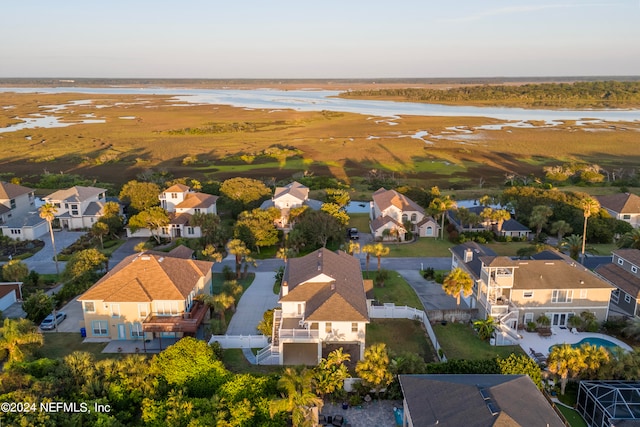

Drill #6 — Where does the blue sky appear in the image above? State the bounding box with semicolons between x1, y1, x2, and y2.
2;0;638;78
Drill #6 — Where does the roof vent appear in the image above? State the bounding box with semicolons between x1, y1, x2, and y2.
158;257;164;263
141;255;150;261
331;282;336;291
580;280;584;284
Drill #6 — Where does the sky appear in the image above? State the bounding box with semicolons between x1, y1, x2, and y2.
2;0;639;79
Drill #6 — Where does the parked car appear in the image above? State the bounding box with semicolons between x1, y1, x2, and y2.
40;311;67;330
348;228;359;240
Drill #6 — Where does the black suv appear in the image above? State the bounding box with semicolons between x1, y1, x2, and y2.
347;228;359;240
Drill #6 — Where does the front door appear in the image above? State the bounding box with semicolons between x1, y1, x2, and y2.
118;324;126;339
552;313;567;327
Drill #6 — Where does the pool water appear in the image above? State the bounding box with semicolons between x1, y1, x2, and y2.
549;337;622;353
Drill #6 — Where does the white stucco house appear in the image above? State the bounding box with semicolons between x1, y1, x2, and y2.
257;248;371;365
0;181;47;240
370;188;439;240
43;186;108;230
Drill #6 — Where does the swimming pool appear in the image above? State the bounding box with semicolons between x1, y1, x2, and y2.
549;337;622;353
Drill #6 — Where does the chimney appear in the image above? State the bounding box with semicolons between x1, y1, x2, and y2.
331;282;336;291
464;249;473;263
282;281;288;296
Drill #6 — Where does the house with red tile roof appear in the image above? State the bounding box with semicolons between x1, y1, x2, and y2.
77;248;213;342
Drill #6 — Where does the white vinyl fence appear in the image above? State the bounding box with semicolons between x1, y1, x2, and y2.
369;303;447;361
208;334;268;349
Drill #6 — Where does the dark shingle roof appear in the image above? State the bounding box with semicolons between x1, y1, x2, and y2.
500;218;530;232
282;248;369;322
450;242;497;279
0;182;33;200
398;374;564;427
614;249;640;267
595;263;640;298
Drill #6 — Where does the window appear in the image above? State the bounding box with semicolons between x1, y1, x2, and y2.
157;301;178;316
111;304;120;317
411;213;417;222
131;323;144;338
92;321;108;336
10;229;21;235
187;227;194;235
401;214;408;223
623;214;631;220
426;226;433;236
171;193;177;199
552;290;573;303
580;289;588;299
84;302;95;313
138;304;148;318
54;203;61;208
325;322;332;333
10;199;16;209
612;289;620;303
523;290;533;298
632;266;638;274
194;208;201;214
618;258;625;265
352;323;358;332
524;313;534;324
625;294;632;304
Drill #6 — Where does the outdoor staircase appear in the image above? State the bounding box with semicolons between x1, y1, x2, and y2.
272;309;282;348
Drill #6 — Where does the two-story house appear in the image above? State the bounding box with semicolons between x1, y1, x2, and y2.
597;193;640;228
258;248;370;365
128;184;218;239
370;188;439;241
259;181;322;229
77;247;213;344
594;249;640;318
43;186;107;230
451;242;614;343
0;181;47;239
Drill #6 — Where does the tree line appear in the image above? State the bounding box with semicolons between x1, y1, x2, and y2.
341;81;640;108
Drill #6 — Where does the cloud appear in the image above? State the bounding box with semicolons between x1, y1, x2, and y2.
441;3;611;23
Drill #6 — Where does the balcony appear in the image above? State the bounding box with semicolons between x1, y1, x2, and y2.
142;300;208;334
278;316;319;340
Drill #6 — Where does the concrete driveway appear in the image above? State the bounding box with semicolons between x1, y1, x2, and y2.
23;230;86;275
39;299;83;333
226;272;280;335
397;269;464;310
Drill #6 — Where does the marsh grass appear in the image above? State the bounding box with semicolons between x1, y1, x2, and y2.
1;92;638;188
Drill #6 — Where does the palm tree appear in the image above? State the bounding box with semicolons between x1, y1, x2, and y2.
618;228;640;250
529;205;553;240
227;239;251;279
473;316;496;341
550;220;573;243
547;344;586;395
362;242;390;272
492;209;511;233
355;343;393;398
580;344;609;379
429;197;456;240
0;318;44;368
580;197;600;264
270;367;323;427
561;234;582;259
442;268;473;307
347;241;361;256
39;202;60;276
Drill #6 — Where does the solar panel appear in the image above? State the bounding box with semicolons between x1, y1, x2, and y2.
479;388;491;401
487;402;500;416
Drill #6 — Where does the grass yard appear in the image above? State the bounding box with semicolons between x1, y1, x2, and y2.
348;213;370;233
485;241;531;256
366;319;437;362
432;322;524;360
212;272;255;294
37;332;114;361
222;348;282;374
385;237;453;257
556;404;588;427
366;271;424;310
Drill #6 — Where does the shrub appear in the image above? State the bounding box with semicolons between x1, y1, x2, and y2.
222;265;235;281
422;267;435;280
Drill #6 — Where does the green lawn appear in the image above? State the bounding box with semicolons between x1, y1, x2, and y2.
212;272;255;294
221;348;282;374
366;271;424;310
348;213;371;233
37;332;115;361
556;404;588;427
485;241;531;256
432;322;524;360
385;237;453;257
366;319;437;362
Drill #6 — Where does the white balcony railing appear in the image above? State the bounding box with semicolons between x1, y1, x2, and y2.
279;329;319;339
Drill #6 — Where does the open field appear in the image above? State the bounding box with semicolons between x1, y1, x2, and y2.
1;91;639;189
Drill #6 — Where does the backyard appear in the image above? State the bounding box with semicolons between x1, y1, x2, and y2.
366;318;437;362
432;322;525;360
37;332;113;361
366;271;424;310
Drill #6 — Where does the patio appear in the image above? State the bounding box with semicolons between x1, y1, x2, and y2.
320;400;402;427
97;337;181;354
518;328;633;360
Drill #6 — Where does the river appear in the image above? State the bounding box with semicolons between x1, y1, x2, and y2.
1;87;639;123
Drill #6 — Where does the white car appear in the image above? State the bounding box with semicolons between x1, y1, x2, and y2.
40;311;67;330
